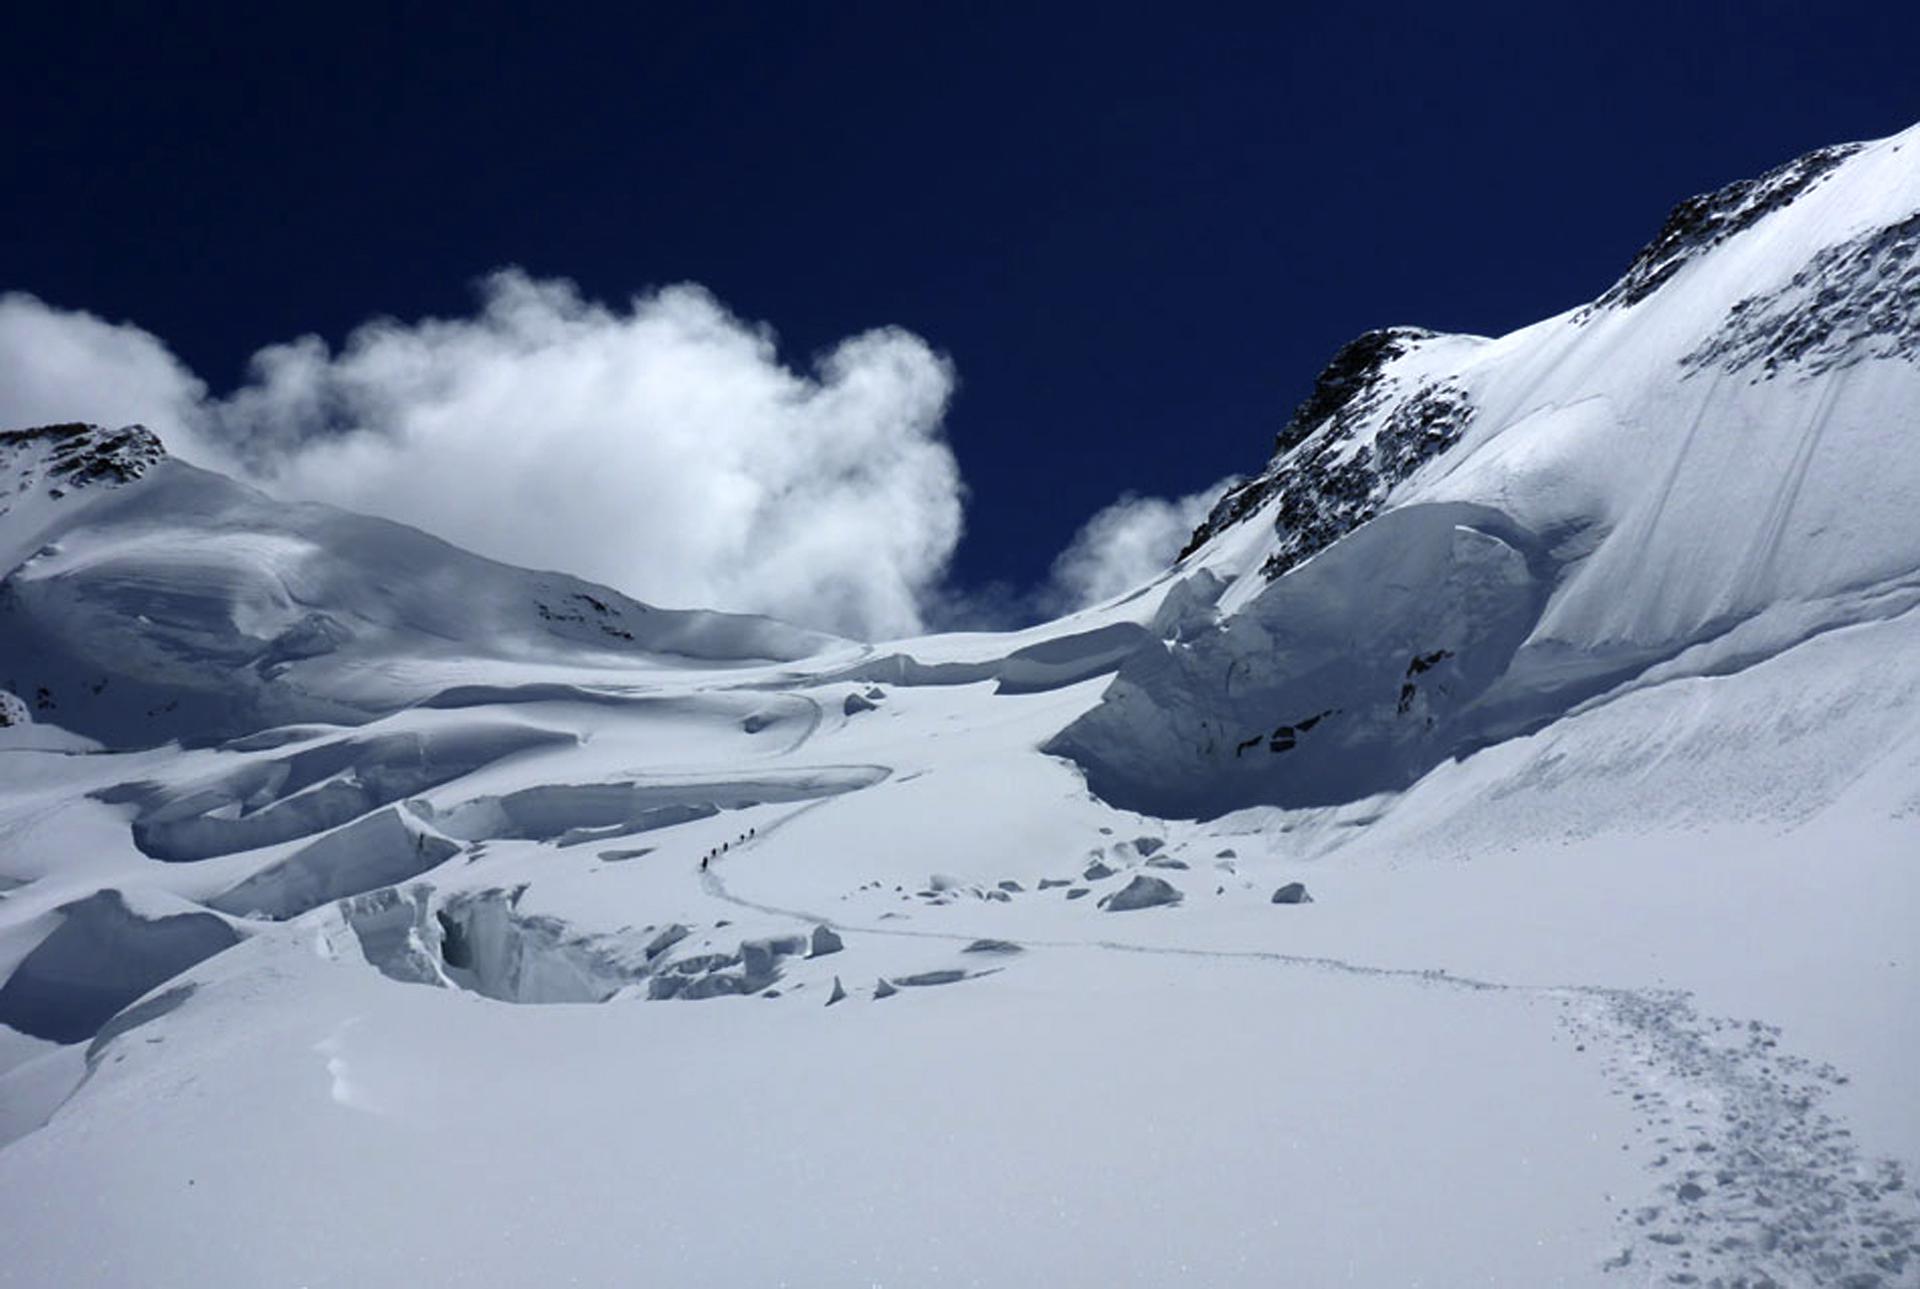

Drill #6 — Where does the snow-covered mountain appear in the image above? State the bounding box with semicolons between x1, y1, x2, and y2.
0;422;838;744
1052;124;1920;818
2;125;1918;1288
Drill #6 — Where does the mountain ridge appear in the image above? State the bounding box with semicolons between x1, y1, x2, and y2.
1;123;1916;1289
0;423;843;745
1051;119;1920;818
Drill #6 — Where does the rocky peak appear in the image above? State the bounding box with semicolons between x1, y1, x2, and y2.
1178;326;1461;566
1584;141;1864;314
1269;327;1437;459
0;422;168;500
1177;135;1896;579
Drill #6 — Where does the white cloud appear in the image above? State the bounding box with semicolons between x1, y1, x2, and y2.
201;271;962;639
1;273;962;640
0;293;206;444
1;275;1229;637
1044;477;1234;611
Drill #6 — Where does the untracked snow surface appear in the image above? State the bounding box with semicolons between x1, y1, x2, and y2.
3;125;1920;1287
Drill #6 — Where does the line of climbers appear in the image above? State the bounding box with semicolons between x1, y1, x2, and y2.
699;826;756;871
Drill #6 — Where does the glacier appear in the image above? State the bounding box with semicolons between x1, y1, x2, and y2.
1;123;1918;1287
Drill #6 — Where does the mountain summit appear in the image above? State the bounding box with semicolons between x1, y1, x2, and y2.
2;125;1917;1289
1050;122;1920;816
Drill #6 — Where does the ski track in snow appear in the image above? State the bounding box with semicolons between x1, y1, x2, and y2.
9;125;1920;1285
1742;370;1846;608
693;801;1920;1287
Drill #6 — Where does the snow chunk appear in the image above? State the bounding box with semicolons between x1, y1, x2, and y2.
740;935;806;979
1098;875;1183;912
1048;502;1542;818
208;805;461;920
894;970;968;987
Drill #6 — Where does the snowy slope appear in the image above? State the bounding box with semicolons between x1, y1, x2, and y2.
0;423;842;744
2;125;1919;1288
1053;121;1920;818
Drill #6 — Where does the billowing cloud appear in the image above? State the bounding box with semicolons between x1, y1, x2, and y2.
0;273;961;640
203;271;961;639
1043;477;1234;611
0;293;205;445
2;276;1227;637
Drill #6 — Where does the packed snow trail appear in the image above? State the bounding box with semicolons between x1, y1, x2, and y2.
5;122;1920;1288
697;804;1920;1286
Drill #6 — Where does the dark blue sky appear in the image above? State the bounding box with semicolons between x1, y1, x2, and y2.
6;2;1917;595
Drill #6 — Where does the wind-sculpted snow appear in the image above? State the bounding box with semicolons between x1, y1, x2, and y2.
104;721;575;862
3;123;1920;1288
0;446;838;746
819;620;1154;695
1049;502;1547;817
207;805;462;920
419;766;887;845
0;891;238;1043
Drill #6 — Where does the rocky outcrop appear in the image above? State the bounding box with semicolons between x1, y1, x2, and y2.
0;422;166;503
1176;326;1475;583
1585;142;1864;313
1681;211;1920;378
1181;328;1437;559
